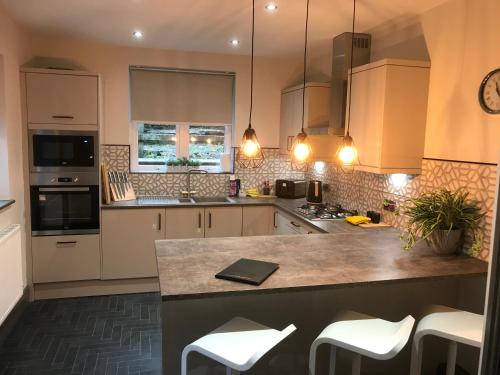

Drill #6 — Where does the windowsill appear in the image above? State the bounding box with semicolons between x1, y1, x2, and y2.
0;200;15;211
130;166;234;174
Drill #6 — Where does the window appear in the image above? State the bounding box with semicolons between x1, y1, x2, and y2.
131;122;232;172
189;125;226;165
137;124;177;165
129;66;235;173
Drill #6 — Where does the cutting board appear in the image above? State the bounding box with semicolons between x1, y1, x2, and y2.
358;222;392;229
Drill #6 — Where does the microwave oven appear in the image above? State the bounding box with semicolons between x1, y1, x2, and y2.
29;129;98;173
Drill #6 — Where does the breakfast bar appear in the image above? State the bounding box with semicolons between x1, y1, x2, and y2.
156;228;488;374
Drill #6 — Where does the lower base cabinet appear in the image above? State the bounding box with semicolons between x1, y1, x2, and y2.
273;209;320;235
32;234;100;283
205;207;243;238
242;206;274;236
102;208;165;279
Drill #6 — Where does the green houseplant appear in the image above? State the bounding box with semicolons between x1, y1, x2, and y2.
397;188;484;255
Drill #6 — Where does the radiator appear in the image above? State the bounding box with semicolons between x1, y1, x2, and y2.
0;224;23;326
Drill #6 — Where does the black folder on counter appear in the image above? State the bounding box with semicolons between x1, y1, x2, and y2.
215;258;279;286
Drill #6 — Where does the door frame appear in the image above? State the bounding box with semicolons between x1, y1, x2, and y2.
480;159;500;374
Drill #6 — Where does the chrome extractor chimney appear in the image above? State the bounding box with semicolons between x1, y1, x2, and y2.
308;32;371;135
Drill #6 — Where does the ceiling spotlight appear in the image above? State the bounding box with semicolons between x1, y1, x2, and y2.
230;39;240;46
265;3;278;11
132;30;143;39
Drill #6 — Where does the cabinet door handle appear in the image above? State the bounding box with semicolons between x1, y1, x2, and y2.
273;211;278;228
290;221;301;228
158;213;162;231
208;212;212;229
52;115;75;119
56;241;77;246
198;212;202;229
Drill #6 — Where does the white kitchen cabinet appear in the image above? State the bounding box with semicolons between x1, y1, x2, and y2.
32;234;100;283
242;206;274;236
273;209;320;235
25;72;99;126
280;82;330;154
102;208;165;279
348;59;430;174
205;207;243;238
165;207;204;239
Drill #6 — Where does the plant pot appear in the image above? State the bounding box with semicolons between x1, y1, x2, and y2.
426;229;463;255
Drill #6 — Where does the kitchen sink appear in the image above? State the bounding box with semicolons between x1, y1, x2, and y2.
191;197;233;203
177;198;195;203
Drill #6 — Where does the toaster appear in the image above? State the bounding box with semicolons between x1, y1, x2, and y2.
275;179;306;199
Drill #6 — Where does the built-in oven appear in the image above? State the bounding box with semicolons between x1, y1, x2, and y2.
29;129;98;173
30;173;99;236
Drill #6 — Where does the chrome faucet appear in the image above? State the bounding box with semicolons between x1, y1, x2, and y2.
185;169;208;198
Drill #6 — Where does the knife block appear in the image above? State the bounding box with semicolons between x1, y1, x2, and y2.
108;170;136;202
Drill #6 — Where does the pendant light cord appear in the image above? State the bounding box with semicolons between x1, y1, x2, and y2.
345;0;356;136
248;0;255;129
301;0;310;133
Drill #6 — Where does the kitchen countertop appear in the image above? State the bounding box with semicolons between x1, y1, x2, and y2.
155;230;488;301
102;197;363;234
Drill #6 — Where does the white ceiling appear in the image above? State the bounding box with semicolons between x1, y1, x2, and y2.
1;0;449;57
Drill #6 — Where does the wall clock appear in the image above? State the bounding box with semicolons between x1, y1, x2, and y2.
479;68;500;114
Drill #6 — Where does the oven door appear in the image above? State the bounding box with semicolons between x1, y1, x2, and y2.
29;130;98;172
30;185;100;236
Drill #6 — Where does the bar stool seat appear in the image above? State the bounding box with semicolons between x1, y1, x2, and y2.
309;310;415;375
410;305;483;375
181;317;296;375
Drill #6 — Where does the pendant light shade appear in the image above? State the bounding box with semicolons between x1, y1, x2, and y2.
336;134;358;166
236;126;265;168
290;0;312;170
236;0;264;169
336;0;360;168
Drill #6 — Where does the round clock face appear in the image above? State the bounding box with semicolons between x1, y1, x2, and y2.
479;68;500;114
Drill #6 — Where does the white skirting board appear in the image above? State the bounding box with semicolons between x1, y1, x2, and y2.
0;224;23;326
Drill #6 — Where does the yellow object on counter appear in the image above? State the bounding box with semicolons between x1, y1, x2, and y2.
246;188;259;197
345;216;372;225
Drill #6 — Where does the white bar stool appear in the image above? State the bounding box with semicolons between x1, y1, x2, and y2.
309;310;415;375
181;317;296;375
410;305;483;375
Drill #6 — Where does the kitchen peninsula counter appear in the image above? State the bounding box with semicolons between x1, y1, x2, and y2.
156;229;488;301
157;230;487;374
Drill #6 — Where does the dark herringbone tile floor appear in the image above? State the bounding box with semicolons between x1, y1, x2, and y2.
0;293;162;375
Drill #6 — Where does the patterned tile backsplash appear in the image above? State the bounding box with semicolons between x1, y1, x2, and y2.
308;159;497;260
102;144;497;260
102;144;305;197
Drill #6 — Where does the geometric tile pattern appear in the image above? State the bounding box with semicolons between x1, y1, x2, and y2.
308;159;497;260
102;145;305;197
0;293;161;375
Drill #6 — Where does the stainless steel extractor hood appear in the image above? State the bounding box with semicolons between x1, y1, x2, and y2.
308;32;371;135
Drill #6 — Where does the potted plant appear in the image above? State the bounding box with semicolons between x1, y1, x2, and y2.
166;157;201;172
397;188;484;255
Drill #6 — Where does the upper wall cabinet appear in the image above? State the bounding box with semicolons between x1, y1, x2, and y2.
25;71;99;127
348;59;430;174
280;82;330;154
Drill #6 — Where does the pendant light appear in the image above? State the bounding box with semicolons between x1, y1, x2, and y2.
236;0;265;169
336;0;359;167
290;0;312;170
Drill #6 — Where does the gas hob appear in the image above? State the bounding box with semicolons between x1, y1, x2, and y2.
295;203;358;221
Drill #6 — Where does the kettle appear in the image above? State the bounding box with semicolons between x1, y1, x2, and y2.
307;180;323;204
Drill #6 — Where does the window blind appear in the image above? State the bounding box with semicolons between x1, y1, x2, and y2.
130;67;235;124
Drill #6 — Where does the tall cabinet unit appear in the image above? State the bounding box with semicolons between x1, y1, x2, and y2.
347;59;430;174
21;68;101;293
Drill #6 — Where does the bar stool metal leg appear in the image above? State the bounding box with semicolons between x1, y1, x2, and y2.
351;354;361;375
329;346;337;375
446;341;457;375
